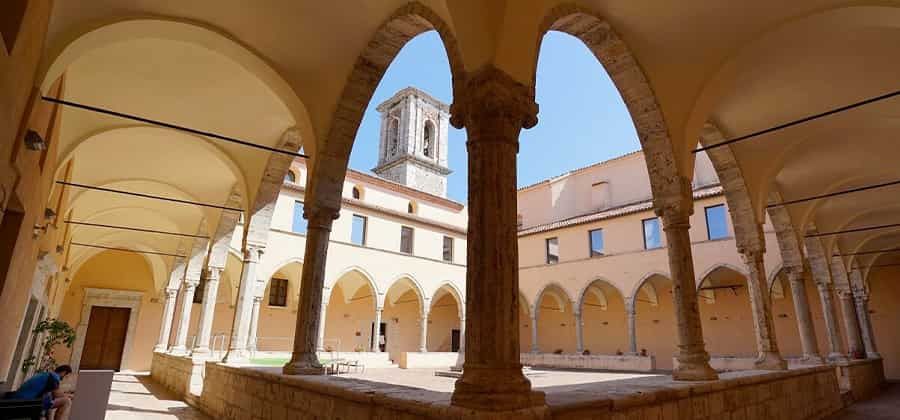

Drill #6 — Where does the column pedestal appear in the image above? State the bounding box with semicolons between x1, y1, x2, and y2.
283;206;338;375
741;250;787;370
786;268;823;364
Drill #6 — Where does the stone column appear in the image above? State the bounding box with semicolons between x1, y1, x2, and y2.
453;316;466;370
816;282;848;362
223;244;263;363
530;312;539;353
372;306;383;352
450;66;543;411
786;268;822;363
626;299;638;355
854;292;880;358
656;187;718;381
192;268;222;357
284;206;339;374
171;282;198;355
740;249;787;370
248;296;262;352
837;289;865;359
574;309;584;354
316;301;328;352
419;312;429;353
155;288;179;352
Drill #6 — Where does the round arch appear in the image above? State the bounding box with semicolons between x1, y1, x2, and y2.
629;271;671;305
576;278;626;313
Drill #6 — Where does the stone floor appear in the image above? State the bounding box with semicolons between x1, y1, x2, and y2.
105;373;209;420
829;382;900;420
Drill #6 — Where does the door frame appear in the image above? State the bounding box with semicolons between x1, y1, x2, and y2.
70;288;143;373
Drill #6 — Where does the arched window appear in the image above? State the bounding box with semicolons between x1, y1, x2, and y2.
389;119;400;156
408;201;416;214
284;171;296;183
352;186;361;200
423;120;435;158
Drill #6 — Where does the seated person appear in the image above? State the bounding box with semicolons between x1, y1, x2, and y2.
7;365;73;420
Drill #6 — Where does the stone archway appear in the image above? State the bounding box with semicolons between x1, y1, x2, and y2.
632;273;677;369
533;283;576;354
696;265;756;358
323;269;378;353
428;284;462;352
577;279;628;355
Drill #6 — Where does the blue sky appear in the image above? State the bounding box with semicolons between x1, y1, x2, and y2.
349;31;640;202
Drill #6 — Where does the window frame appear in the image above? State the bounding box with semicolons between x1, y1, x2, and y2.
351;214;368;246
400;226;415;254
642;217;662;250
704;204;729;240
588;228;604;257
268;278;289;307
545;237;559;264
442;236;454;262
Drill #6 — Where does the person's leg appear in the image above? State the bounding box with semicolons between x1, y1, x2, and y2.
52;396;71;420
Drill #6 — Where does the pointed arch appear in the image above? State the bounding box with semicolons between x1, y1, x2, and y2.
697;263;749;290
431;281;464;317
629;271;670;305
534;282;574;314
576;278;625;314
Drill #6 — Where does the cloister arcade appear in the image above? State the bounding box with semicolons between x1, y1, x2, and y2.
2;1;898;418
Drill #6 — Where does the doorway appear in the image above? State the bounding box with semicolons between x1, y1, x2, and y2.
451;329;460;352
80;306;131;371
371;322;387;352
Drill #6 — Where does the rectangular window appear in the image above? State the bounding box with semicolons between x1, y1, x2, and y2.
546;237;559;264
400;226;414;254
705;204;729;240
269;278;288;307
193;277;207;304
351;215;367;245
292;201;307;234
643;218;662;249
442;236;454;262
588;228;604;257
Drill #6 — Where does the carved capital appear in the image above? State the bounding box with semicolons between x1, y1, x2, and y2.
165;288;179;300
304;204;340;230
653;176;694;228
243;245;264;263
206;267;222;283
450;66;538;143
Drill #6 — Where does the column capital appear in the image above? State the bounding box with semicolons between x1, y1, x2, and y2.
243;244;264;262
853;291;870;304
304;204;340;229
653;176;694;227
165;288;179;299
183;281;198;292
450;65;538;136
205;266;223;282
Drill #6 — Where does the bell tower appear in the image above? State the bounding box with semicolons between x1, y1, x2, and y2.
373;87;451;197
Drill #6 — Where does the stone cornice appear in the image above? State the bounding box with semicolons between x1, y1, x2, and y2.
371;154;452;176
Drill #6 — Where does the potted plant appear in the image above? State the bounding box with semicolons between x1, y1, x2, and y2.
22;318;76;374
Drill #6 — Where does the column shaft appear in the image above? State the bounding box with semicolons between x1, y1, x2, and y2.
193;268;222;356
786;269;822;363
658;196;717;381
450;66;543;410
248;296;262;352
530;314;539;353
419;313;429;353
854;294;880;358
284;206;337;374
816;282;848;362
626;300;638;355
223;245;262;363
171;282;198;354
574;311;584;354
372;308;383;352
741;250;786;370
155;288;178;352
838;290;865;359
316;302;328;352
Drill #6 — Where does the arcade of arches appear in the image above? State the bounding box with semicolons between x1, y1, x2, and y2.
2;1;899;419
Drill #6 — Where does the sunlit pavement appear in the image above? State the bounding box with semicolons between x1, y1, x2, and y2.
104;373;209;420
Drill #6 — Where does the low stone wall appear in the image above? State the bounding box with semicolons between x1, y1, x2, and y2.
522;353;655;372
399;352;458;369
150;352;205;400
674;356;756;372
550;366;842;420
835;358;886;402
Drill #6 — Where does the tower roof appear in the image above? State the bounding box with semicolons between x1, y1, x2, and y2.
376;86;450;113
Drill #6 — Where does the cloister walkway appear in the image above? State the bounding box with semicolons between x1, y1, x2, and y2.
105;373;209;420
830;382;900;420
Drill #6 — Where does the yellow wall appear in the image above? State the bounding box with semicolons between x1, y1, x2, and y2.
426;293;460;352
868;266;900;379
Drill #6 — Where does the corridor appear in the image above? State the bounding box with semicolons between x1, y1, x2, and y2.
104;373;208;420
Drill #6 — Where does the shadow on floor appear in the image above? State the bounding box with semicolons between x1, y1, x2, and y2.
828;382;900;420
104;374;209;420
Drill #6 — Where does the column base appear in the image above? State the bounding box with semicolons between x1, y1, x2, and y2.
282;352;325;375
799;354;825;365
754;352;788;370
827;352;849;363
866;352;882;359
169;346;188;356
672;353;718;381
154;345;168;353
451;364;544;411
191;347;213;361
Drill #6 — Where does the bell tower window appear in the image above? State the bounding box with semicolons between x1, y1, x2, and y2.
389;118;400;156
423;120;435;158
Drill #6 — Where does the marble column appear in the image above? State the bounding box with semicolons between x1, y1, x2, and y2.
223;244;263;363
155;288;179;352
248;296;262;352
740;249;787;370
284;206;339;375
837;289;865;359
316;301;328;352
854;292;880;358
450;66;543;411
786;268;823;363
372;307;383;352
192;268;222;357
657;188;717;381
574;309;584;354
419;312;429;353
626;299;638;355
816;282;848;362
171;282;198;355
530;312;539;353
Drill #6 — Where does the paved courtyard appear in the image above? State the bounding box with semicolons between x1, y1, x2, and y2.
105;373;209;420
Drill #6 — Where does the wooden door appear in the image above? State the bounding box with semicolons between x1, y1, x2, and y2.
80;307;130;371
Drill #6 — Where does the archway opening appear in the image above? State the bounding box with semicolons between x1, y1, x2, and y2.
697;266;755;358
383;278;424;360
428;285;462;352
634;274;676;369
256;262;302;352
580;280;627;355
324;270;376;353
535;285;575;354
